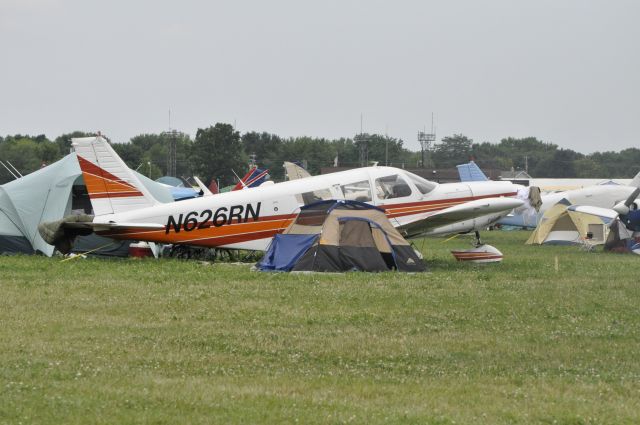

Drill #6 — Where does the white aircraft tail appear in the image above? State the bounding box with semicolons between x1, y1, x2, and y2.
72;135;158;216
630;170;640;188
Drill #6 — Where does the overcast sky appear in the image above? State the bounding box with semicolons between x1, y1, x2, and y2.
1;0;639;153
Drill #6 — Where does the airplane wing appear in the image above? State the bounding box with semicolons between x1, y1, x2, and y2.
395;197;524;238
566;205;618;221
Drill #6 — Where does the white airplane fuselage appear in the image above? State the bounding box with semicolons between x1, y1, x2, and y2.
95;166;521;250
501;184;638;228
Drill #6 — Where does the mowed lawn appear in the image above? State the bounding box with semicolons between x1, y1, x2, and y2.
1;231;639;424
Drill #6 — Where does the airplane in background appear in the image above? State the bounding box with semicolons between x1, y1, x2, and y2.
232;166;270;190
457;161;640;228
40;136;526;257
283;161;311;180
156;165;272;201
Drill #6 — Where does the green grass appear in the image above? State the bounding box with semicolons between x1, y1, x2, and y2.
1;231;640;424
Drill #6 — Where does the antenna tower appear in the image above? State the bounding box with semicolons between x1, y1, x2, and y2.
355;113;370;166
418;113;436;168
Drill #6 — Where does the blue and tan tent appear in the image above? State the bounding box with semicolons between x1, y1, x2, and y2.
258;200;426;272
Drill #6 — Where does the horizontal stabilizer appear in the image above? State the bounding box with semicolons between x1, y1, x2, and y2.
38;214;164;254
66;221;165;231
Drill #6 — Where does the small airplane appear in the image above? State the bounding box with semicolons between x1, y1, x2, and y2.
232;166;270;190
283;161;311;180
458;160;640;229
40;135;525;254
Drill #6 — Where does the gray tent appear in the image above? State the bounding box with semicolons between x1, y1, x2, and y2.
0;153;173;256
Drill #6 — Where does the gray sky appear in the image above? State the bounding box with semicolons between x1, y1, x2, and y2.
1;0;639;153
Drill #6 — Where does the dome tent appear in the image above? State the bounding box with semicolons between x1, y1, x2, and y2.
258;200;426;272
526;198;613;246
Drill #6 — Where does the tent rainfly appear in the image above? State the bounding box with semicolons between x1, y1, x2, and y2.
258;200;427;272
526;199;614;246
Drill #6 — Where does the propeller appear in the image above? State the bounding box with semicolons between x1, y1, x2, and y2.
613;187;640;216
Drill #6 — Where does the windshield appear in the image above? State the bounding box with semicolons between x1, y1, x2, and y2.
404;172;437;195
375;175;413;199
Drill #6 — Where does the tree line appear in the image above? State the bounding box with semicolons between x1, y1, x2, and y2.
1;124;638;186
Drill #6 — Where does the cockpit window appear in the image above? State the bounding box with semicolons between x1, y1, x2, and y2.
405;172;437;195
295;188;332;205
340;180;372;202
375;175;413;199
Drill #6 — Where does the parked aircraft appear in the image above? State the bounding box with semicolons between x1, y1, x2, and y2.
457;161;640;228
40;136;525;253
284;161;311;180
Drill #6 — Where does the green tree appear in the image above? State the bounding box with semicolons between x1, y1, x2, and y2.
432;134;473;168
241;132;283;179
112;143;145;171
54;131;95;155
279;137;337;175
113;132;193;179
0;135;66;183
192;123;247;186
332;138;359;167
573;158;606;178
532;148;582;178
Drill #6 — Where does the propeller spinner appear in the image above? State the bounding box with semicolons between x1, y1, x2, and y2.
613;187;640;215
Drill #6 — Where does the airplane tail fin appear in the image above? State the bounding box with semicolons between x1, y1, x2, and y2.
630;170;640;188
72;135;158;216
232;167;269;190
457;161;489;182
283;161;311;180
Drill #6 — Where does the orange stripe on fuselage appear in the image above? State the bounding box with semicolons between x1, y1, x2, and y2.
97;192;517;248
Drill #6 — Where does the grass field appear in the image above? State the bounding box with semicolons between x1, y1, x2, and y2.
1;231;639;424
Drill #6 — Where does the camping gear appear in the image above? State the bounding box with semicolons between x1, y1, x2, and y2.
258;200;426;272
604;218;640;255
526;199;614;246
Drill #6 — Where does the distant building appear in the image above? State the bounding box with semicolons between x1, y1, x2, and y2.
499;169;532;180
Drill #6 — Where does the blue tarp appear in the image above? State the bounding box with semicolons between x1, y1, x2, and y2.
258;234;318;271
